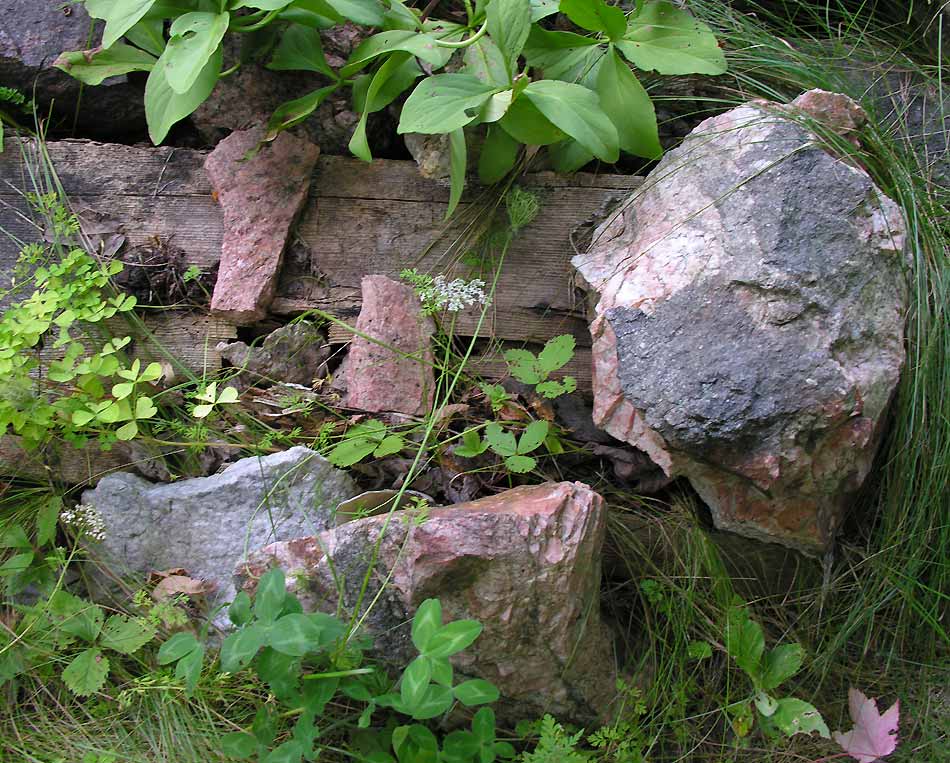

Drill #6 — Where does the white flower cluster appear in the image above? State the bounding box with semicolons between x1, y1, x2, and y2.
59;503;106;542
428;275;489;313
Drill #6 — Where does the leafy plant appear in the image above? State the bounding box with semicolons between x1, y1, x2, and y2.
327;418;406;466
504;334;576;398
0;86;33;152
457;420;548;473
59;1;725;215
723;604;829;741
156;568;510;763
192;381;240;418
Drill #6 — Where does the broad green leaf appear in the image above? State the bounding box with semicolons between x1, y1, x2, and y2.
538;334;575;374
517;420;549;454
499;97;566;146
254;568;287;623
472;706;496;741
125;17;166;56
62;647;109;696
175;643;204;695
529;0;560;21
0;524;30;549
446;128;466;219
425;620;482;658
442;730;479;762
278;6;337;29
86;0;158;49
462;37;507;86
220;624;269;672
328;435;378;466
617;1;726;75
268;25;335;77
324;0;385;26
486;0;532;80
99;614;156;654
35;496;61;546
352;56;421;113
561;0;626;39
505;454;536;473
229;591;253;626
455;427;490;458
429;656;453;687
453;679;500;706
144;43;221;144
523;27;602;81
264;84;339;142
221;731;257;759
54;44;157;85
350;52;414;161
256;647;301;698
157;631;199;664
217;386;239;404
269;613;321;656
409;684;455;720
760;644;805;690
115;420;140;440
266;740;305;763
478;124;519;184
412;599;442;651
342;31;447;77
398;74;497;135
0;552;33;576
596;47;661;158
49;591;104;642
768;698;830;738
755;690;779;717
373;433;406;458
523;80;619;162
536;376;577;398
400;655;432;708
232;0;294;9
135;396;157;419
252;706;278;747
484;422;517;457
479;89;513;123
163;12;228;94
724;606;765;682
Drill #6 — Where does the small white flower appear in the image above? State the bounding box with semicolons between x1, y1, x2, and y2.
428;276;489;313
60;503;106;542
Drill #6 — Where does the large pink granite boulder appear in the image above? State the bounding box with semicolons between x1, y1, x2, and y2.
236;481;616;723
573;93;908;553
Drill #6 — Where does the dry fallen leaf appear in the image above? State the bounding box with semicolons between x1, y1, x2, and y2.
833;688;899;763
150;569;217;601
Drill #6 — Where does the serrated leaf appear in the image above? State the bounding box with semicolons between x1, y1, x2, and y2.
328;436;379;467
484;422;517;457
504;454;536;473
412;599;442;651
62;647;110;696
517;420;549;455
618;1;727;75
49;591;103;642
221;731;257;759
455;428;489;458
504;348;542;384
537;334;575;374
398;74;497;135
99;615;156;654
760;643;804;690
374;434;405;458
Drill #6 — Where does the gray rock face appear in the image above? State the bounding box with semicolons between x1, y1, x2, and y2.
0;2;145;140
82;448;359;614
216;321;331;388
573;95;908;553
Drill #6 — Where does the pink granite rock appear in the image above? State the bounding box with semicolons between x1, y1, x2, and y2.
336;275;436;416
236;481;616;723
205;126;319;323
573;95;908;553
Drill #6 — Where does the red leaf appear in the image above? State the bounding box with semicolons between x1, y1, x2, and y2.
833;688;899;763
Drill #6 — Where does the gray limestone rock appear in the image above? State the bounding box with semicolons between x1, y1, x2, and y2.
81;447;359;617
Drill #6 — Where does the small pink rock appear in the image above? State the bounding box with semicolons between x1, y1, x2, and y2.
205;126;319;323
336;275;436;416
236;481;616;724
